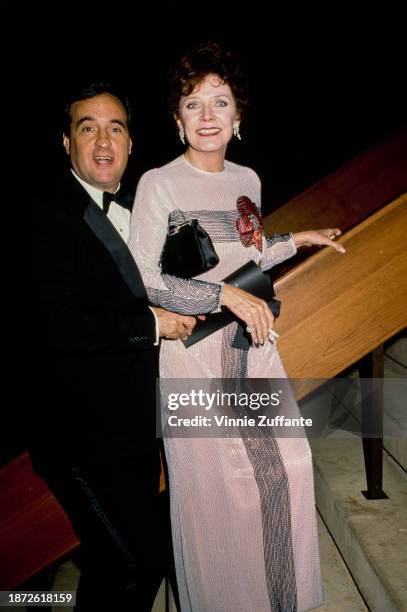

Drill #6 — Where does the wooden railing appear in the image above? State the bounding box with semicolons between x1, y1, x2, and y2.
263;124;407;237
275;194;407;399
273;193;406;500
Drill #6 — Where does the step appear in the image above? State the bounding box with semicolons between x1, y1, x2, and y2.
312;512;368;611
310;438;407;612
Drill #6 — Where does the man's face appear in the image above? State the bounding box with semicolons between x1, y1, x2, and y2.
63;93;132;192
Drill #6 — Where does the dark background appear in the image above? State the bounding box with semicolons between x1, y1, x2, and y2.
4;2;406;214
2;2;406;464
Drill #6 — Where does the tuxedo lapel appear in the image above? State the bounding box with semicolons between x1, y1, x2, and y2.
83;198;147;300
61;172;147;300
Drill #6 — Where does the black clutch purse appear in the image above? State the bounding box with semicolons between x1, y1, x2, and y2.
160;216;219;279
182;260;281;348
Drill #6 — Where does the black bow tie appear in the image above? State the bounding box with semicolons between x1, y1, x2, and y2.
102;187;132;213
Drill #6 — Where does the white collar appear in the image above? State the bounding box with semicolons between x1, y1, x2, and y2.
71;169;120;210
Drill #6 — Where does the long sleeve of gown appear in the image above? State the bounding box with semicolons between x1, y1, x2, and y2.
260;232;297;271
128;170;223;315
243;170;297;272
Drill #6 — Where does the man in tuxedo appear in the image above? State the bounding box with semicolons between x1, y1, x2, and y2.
28;82;195;611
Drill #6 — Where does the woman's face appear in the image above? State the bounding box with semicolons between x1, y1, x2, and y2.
176;73;239;156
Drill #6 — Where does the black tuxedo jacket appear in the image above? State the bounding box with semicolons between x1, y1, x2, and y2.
28;171;159;477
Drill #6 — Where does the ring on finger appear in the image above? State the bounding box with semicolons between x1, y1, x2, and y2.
246;325;255;333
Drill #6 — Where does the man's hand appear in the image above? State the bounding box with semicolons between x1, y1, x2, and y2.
293;228;346;253
151;307;198;340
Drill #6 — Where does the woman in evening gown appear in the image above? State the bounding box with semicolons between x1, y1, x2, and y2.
128;42;344;612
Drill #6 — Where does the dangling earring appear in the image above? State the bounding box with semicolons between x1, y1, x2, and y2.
178;125;185;145
233;121;241;141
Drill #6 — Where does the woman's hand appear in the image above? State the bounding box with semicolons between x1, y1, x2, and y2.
293;228;346;253
220;285;275;346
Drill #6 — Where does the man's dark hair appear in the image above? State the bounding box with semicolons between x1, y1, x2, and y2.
63;81;132;136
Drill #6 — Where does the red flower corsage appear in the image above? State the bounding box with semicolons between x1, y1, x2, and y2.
236;196;263;252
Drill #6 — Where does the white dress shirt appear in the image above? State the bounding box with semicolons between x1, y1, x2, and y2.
72;170;131;241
